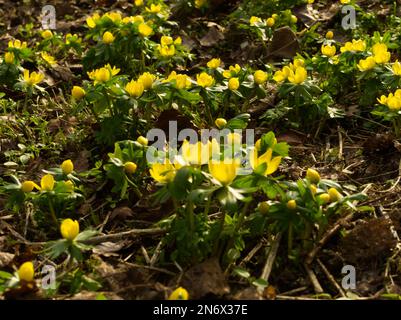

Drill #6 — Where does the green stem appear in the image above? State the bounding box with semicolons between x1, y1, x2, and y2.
48;196;59;228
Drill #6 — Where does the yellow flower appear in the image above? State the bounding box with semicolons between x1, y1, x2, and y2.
374;51;391;64
306;168;320;184
207;58;221;69
182;140;211;165
249;16;262;26
377;95;388;105
195;0;207;8
326;31;334;39
165;71;192;89
60;219;80;241
138;72;155;90
258;201;270;214
250;148;282;176
23;69;44;86
208;159;239;185
161;36;173;46
287;199;297;210
61;159;74;175
266;17;275;27
138;23;153;37
86;13;100;28
340;0;350;3
319;193;331;204
8;39;27;49
87;67;111;84
64;180;74;192
174;37;182;45
340;39;366;53
273;69;288;83
288;66;307;84
4;52;14;64
197;72;214;87
228;77;240;91
158;45;175;57
18;262;34;282
146;4;162;13
102;31;115;44
223;64;241;78
21;181;37;193
41;30;53;39
328;187;342;202
321;44;336;57
254;70;268;84
168;287;189;300
104;12;122;22
310;184;317;195
40;174;55;191
392;61;401;76
125;80;144;98
124;162;137;174
291;15;298;23
150;161;176;184
137;136;149;146
71;86;86;100
387;95;401;110
357;56;376;72
40;52;56;65
215;118;227;129
255;139;261;150
135;0;143;6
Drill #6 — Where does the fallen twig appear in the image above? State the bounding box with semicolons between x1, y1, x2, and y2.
260;233;282;283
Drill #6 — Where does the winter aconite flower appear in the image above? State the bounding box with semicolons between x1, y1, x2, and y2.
41;30;53;39
150;161;176;184
266;17;275;27
357;56;376;72
197;72;214;87
326;31;334;39
319;193;331;204
208;159;240;186
215;118;227;129
288;66;307;85
125;80;144;98
21;181;36;193
71;86;86;100
23;69;44;86
165;71;191;89
88;65;119;84
340;39;366;53
4;52;14;64
137;136;148;146
182;140;211;165
328;187;342;202
223;64;241;78
61;159;74;175
228;77;240;91
306;168;320;184
249;16;262;26
287;200;297;210
41;174;55;191
60;219;80;241
321;44;336;57
124;162;137;174
207;58;221;69
8;39;27;49
250;148;282;176
138;23;153;37
138;72;155;90
17;262;34;283
102;31;115;44
146;4;162;13
86;13;100;28
392;61;401;76
158;45;175;57
168;287;189;300
41;52;56;65
254;70;268;84
372;43;391;64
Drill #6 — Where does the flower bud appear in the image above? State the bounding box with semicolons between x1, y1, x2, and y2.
124;162;137;174
306;168;320;184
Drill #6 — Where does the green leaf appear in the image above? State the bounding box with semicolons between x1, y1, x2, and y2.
233;267;251;279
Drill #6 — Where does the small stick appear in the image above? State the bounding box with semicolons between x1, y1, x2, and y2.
305;263;323;293
150;240;164;266
141;246;151;265
317;258;346;297
82;227;165;245
239;241;264;266
260;233;282;282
